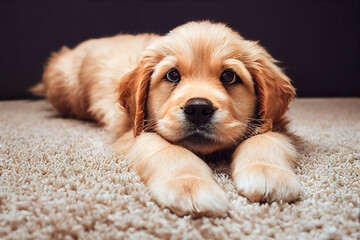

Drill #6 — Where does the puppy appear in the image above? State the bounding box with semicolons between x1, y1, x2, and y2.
32;21;302;217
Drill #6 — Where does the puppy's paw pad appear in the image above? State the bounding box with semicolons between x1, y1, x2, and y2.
150;177;228;217
234;164;302;202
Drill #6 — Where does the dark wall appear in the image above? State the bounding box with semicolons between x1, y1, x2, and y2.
0;0;359;100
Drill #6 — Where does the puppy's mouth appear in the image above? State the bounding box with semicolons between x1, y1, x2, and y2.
176;125;219;149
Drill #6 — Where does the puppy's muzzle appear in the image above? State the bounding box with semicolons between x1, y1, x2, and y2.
183;98;215;125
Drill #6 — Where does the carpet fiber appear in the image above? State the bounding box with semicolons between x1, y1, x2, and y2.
0;98;359;239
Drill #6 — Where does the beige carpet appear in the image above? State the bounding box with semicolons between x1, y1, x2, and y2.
0;98;359;240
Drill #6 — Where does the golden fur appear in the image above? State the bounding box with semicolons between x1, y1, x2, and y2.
34;21;302;217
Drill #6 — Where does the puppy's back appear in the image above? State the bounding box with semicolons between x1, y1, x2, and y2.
38;33;160;122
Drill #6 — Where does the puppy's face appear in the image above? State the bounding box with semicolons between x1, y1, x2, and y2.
146;30;256;154
119;22;295;155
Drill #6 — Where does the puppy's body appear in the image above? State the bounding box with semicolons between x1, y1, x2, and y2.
36;21;302;217
41;33;160;135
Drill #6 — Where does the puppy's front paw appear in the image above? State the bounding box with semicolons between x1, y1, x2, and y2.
233;164;302;202
149;176;228;217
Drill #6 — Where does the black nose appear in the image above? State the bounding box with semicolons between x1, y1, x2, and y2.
183;98;215;124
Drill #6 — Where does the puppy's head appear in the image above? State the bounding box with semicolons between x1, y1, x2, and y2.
119;21;295;154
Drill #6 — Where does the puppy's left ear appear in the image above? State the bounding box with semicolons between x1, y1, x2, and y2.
249;44;296;129
117;58;154;136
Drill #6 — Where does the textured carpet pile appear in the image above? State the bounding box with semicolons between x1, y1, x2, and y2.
0;98;359;239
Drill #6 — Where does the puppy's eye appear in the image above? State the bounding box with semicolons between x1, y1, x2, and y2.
220;70;239;84
165;69;181;83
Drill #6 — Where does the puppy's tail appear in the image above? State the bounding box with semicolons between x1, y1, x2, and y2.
29;82;46;97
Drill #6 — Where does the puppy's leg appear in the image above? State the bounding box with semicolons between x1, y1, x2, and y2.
115;132;228;217
232;132;302;202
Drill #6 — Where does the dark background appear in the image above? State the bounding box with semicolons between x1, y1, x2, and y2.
0;0;359;100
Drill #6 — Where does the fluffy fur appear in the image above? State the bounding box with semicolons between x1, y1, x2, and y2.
33;21;302;217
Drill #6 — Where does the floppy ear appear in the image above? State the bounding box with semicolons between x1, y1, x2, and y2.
117;59;153;136
248;44;296;130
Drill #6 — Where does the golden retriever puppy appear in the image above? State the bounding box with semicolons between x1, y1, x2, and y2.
32;21;302;217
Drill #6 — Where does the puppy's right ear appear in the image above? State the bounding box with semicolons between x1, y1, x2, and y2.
117;58;154;137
